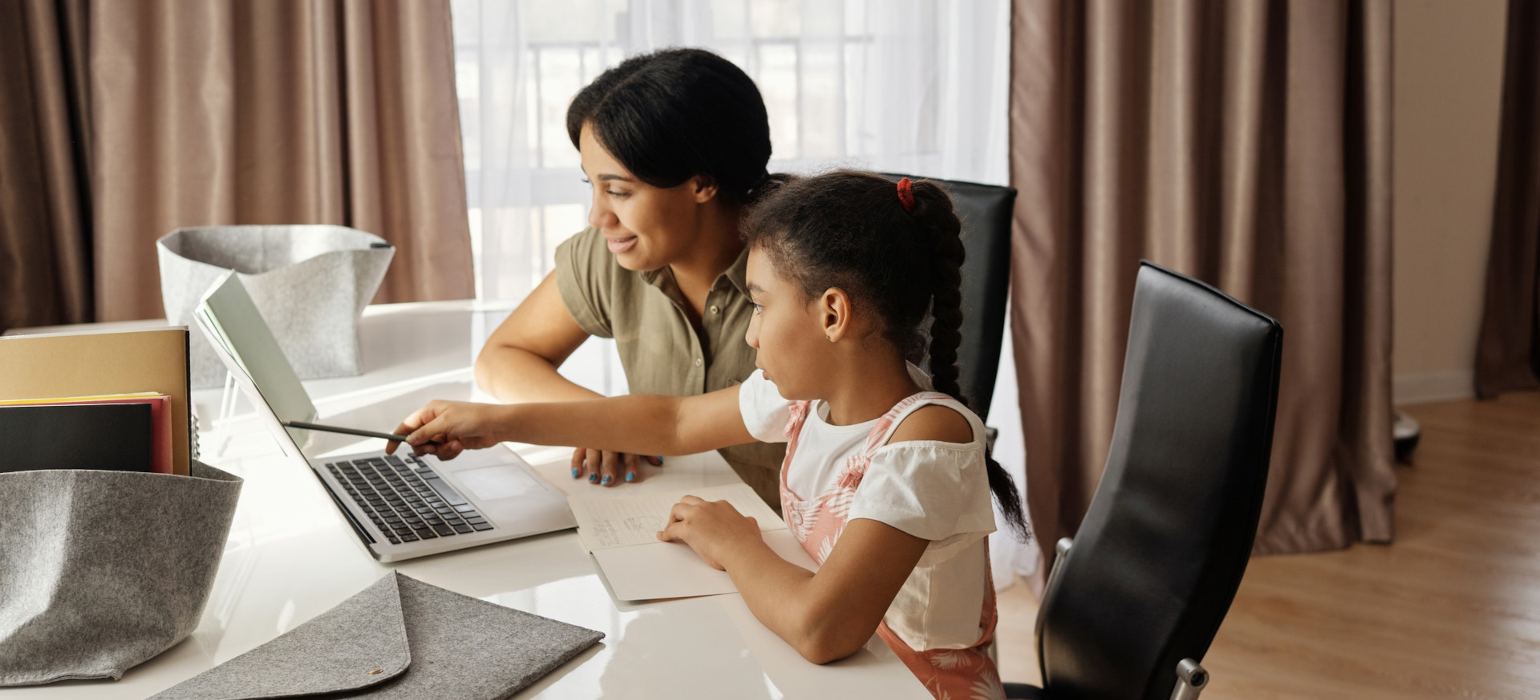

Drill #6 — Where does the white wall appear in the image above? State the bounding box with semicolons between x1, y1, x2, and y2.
1392;0;1508;405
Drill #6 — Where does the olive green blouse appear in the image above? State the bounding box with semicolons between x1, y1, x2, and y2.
554;227;786;505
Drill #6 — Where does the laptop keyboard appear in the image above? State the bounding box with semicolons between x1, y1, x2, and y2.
325;454;494;545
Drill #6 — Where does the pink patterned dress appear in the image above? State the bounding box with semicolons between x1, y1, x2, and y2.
778;391;1004;700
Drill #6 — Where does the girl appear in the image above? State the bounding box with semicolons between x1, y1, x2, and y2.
392;171;1029;698
473;48;786;501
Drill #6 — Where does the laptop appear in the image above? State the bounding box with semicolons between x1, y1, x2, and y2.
193;273;576;562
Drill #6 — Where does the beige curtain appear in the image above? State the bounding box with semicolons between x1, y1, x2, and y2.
1009;0;1396;564
0;0;93;332
1475;0;1539;399
1;0;473;326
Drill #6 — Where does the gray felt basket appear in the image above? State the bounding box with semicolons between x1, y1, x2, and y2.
0;461;243;686
157;225;394;389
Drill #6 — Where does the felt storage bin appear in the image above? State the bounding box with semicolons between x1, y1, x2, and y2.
157;225;393;388
0;461;243;686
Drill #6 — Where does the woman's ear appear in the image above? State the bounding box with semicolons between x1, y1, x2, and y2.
818;288;852;343
692;175;720;204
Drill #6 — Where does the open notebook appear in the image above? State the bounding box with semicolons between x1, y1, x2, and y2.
569;482;817;601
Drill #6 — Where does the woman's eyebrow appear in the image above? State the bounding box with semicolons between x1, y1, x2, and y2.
595;173;635;182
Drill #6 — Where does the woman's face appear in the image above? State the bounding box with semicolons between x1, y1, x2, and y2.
744;246;832;400
578;122;714;272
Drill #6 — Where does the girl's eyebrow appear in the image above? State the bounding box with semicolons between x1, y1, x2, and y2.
746;283;766;297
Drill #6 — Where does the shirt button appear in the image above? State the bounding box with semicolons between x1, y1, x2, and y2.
709;304;720;315
694;357;703;367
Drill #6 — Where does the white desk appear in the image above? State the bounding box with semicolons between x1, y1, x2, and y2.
6;301;927;699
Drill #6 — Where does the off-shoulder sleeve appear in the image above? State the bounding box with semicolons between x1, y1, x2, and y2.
848;440;997;543
736;369;794;444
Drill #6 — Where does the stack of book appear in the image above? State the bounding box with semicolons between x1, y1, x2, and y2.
0;327;192;476
0;393;173;474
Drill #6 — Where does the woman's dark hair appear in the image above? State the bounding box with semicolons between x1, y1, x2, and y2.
567;48;775;204
742;170;1030;541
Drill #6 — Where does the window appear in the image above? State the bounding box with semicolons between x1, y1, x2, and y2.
453;0;1008;302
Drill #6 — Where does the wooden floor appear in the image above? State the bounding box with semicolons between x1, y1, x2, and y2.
994;390;1540;699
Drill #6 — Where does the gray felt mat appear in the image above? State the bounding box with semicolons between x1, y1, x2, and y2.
152;572;605;699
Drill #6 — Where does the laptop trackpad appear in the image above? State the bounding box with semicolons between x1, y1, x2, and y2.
455;467;537;502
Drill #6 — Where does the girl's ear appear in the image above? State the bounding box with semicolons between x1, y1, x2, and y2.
818;288;852;342
691;175;719;204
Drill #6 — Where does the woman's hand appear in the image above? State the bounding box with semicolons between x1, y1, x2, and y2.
571;448;664;486
386;400;511;460
656;495;764;570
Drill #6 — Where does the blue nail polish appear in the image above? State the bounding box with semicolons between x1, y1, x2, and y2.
571;468;580;478
657;456;666;465
589;473;599;483
602;475;612;485
625;472;635;482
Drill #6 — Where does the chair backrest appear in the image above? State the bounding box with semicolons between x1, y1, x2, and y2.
883;173;1015;418
1034;261;1283;699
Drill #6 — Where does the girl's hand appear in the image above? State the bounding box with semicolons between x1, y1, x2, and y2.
386;400;510;460
571;448;665;486
656;495;763;570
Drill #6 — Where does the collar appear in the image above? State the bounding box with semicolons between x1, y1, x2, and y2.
639;244;751;296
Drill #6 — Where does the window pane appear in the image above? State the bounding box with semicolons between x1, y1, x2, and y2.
749;0;799;37
538;48;584;169
756;43;799;161
799;43;841;159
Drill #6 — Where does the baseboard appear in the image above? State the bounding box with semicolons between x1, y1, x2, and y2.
1394;370;1474;406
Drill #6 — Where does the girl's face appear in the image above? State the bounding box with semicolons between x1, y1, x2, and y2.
744;246;833;400
578;122;715;272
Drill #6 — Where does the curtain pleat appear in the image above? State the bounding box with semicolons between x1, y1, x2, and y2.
1475;0;1540;399
3;0;474;325
0;0;94;331
1008;0;1397;566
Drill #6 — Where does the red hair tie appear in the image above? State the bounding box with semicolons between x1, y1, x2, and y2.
896;177;916;213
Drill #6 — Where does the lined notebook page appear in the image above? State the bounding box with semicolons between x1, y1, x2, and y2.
570;483;785;552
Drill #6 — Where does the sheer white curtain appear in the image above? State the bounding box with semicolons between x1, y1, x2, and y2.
451;0;1035;585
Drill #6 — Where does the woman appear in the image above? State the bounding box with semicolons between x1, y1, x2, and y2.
474;47;785;503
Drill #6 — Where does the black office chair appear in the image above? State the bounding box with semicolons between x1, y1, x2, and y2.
882;173;1016;419
1006;261;1284;699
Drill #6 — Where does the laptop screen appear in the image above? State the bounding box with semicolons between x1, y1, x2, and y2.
193;272;320;454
